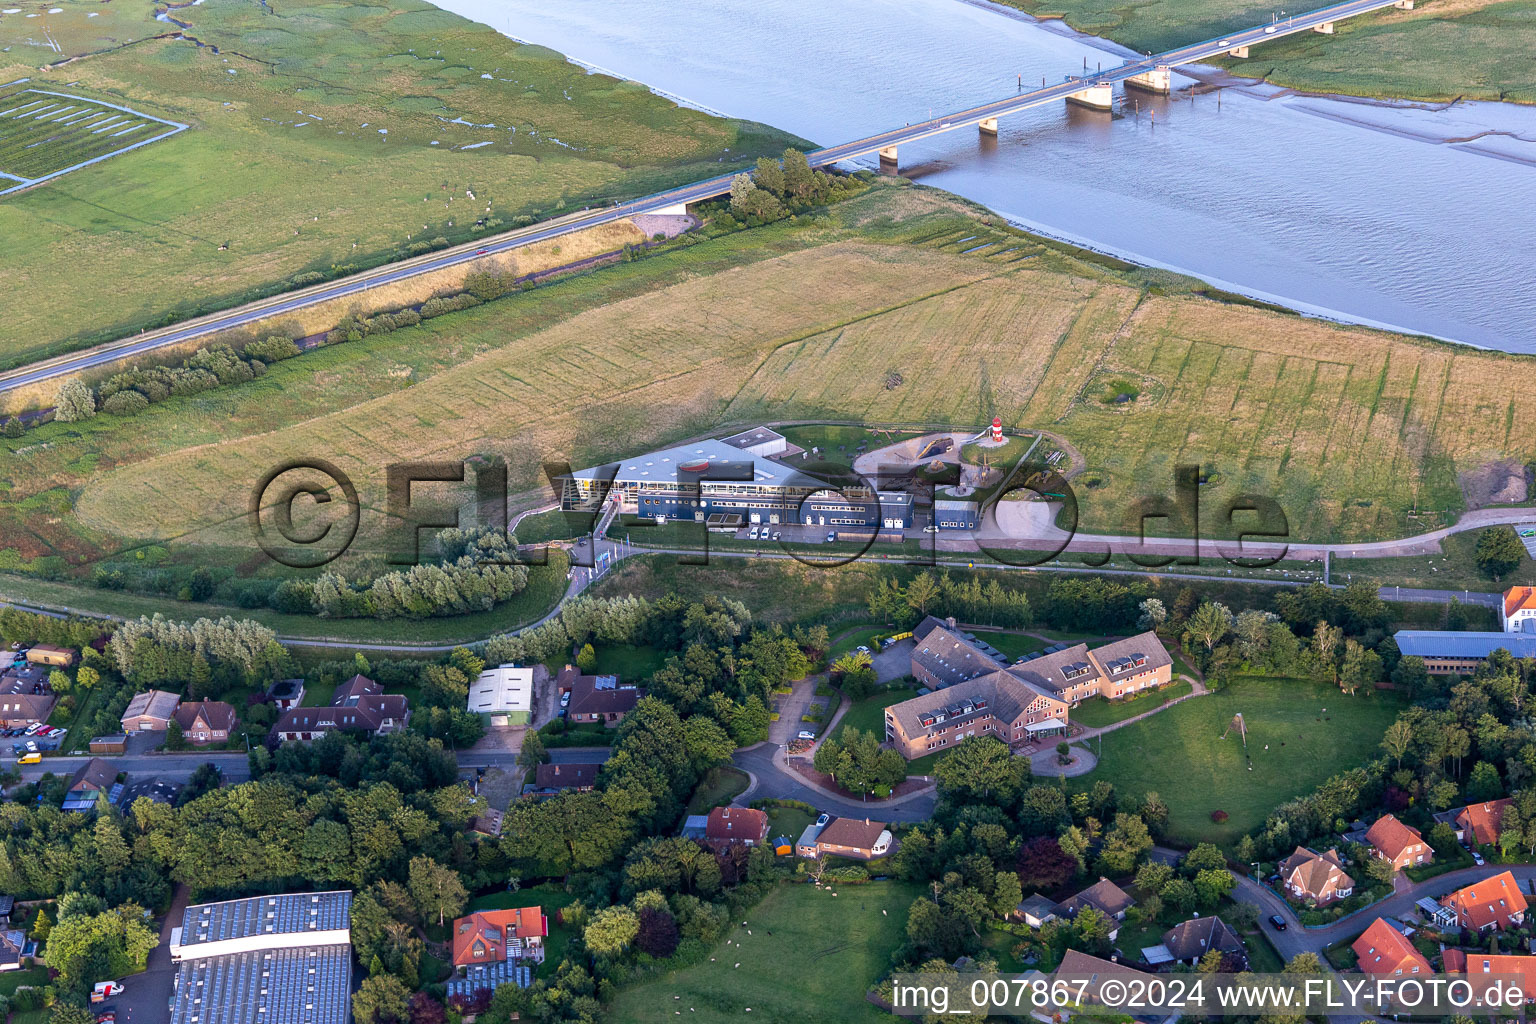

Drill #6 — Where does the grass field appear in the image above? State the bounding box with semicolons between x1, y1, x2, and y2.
0;0;797;366
995;0;1535;104
1069;679;1193;728
606;880;918;1024
6;180;1534;621
831;686;921;745
1074;677;1405;846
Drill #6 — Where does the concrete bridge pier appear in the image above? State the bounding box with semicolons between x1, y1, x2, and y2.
651;202;689;216
878;146;899;173
978;117;999;136
1312;20;1334;32
1065;83;1114;110
1228;45;1250;57
1126;66;1173;94
1393;0;1413;7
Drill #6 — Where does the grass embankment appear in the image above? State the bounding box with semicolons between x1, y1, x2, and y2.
0;0;798;368
9;181;1534;623
994;0;1535;104
1073;677;1404;845
606;880;919;1023
685;766;751;815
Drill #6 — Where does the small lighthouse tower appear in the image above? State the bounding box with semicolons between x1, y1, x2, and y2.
990;417;1003;443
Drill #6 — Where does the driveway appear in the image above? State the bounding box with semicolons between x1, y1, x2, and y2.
110;883;188;1024
871;638;915;684
733;742;935;822
769;675;820;745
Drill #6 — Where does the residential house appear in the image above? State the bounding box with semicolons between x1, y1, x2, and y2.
1453;799;1514;848
1061;878;1135;922
174;700;236;745
1365;814;1431;871
1010;894;1061;929
451;907;548;967
62;757;120;812
1353;917;1430;976
467;808;504;839
24;645;75;668
532;762;601;794
1055;949;1170;1024
272;674;409;742
119;777;183;807
704;806;768;846
0;694;56;729
1440;871;1529;932
810;817;893;860
268;678;305;711
1278;846;1355;906
0;929;27;971
0;895;13;925
1443;949;1536;1004
1503;586;1536;633
561;667;644;726
1160;917;1246;968
121;689;180;732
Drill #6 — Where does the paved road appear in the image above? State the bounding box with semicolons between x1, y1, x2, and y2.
733;741;937;822
0;0;1413;399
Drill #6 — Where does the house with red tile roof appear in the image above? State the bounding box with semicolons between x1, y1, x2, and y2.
272;674;409;742
1444;949;1536;1004
704;806;768;846
173;700;237;746
451;907;548;966
1441;871;1529;932
1454;799;1515;848
1365;814;1432;871
1503;586;1536;633
1278;847;1355;906
1353;918;1430;977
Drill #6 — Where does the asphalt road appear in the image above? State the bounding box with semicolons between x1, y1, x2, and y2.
0;0;1411;397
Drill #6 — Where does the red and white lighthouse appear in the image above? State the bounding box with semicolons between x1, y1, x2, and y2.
990;417;1003;443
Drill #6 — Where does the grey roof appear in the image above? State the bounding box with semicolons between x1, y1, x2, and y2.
718;426;787;450
67;757;118;794
796;821;825;849
1162;916;1244;961
934;498;979;511
171;944;352;1024
180;891;352;947
886;670;1059;739
570;439;812;488
1013;893;1060;920
913;625;1004;688
1089;631;1174;679
1008;643;1098;693
121;777;183;807
1394;630;1536;659
1062;878;1135;918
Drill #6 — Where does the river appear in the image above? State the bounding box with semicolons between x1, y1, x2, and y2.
434;0;1535;351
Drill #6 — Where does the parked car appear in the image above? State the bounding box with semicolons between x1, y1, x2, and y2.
97;1014;116;1024
92;980;125;1003
825;532;835;542
1268;914;1287;931
748;527;759;540
1473;851;1486;865
856;645;872;655
16;753;39;765
881;637;897;648
560;691;571;708
23;723;43;736
815;813;830;828
796;730;816;740
923;525;941;533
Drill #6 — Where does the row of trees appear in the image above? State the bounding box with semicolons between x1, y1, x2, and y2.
727;147;862;224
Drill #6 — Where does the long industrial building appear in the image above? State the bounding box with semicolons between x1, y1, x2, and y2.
169;890;353;1024
561;437;912;531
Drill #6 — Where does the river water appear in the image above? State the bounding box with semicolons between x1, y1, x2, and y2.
434;0;1536;351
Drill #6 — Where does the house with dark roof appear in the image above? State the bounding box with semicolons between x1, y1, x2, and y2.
810;817;892;859
705;806;768;846
121;688;180;732
272;675;409;742
883;672;1068;759
119;777;183;807
1441;871;1529;932
173;700;236;745
1010;894;1060;929
1161;916;1245;967
532;762;601;794
1061;878;1135;923
66;757;118;798
0;693;56;729
268;678;305;711
1278;846;1355;906
1353;917;1430;977
1365;814;1431;871
559;667;644;727
0;928;28;971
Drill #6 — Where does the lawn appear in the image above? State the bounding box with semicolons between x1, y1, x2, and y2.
1073;677;1406;846
828;625;890;662
512;509;590;546
591;644;671;684
967;629;1050;660
606;880;919;1023
763;803;816;846
685;766;751;815
0;0;798;368
990;0;1536;104
830;686;920;745
1069;680;1193;729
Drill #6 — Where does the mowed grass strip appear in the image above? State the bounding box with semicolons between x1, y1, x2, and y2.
1072;677;1405;846
0;88;180;182
606;880;919;1024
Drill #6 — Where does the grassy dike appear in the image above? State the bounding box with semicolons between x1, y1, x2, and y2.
995;0;1535;104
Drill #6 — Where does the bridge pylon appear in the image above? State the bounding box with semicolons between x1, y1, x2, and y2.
878;146;899;173
1126;66;1173;94
978;118;999;136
